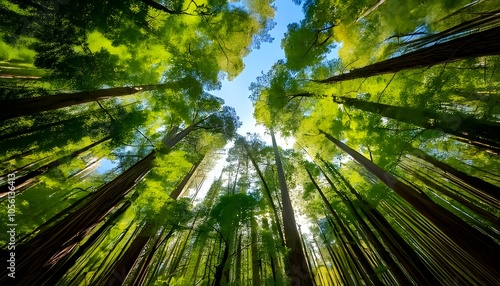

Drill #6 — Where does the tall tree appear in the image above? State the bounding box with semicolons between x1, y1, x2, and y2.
333;95;500;153
0;104;240;285
315;25;500;83
270;129;314;285
0;82;188;121
318;129;500;283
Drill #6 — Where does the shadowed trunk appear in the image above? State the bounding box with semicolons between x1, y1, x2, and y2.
270;129;314;285
1;125;194;285
0;136;111;198
241;139;285;245
334;96;500;153
307;168;383;286
407;146;500;204
0;83;176;121
315;25;500;83
319;129;500;283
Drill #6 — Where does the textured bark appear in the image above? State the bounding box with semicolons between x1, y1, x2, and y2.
335;96;500;153
270;129;314;285
0;83;174;121
319;129;500;282
316;26;500;83
45;201;132;285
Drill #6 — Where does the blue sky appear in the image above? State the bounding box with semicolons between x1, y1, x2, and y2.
189;0;306;200
212;0;304;137
98;0;304;174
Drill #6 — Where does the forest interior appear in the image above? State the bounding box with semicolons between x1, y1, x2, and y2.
0;0;500;285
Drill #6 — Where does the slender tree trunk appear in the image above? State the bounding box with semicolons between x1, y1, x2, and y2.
315;25;500;83
0;154;50;182
311;166;411;285
242;140;285;245
0;136;111;198
334;95;500;153
399;161;499;226
1;126;193;285
323;160;443;285
407;146;500;203
0;117;75;141
169;155;205;199
235;234;242;285
251;217;261;286
0;83;175;121
270;129;314;285
131;226;176;286
313;237;336;286
45;200;132;285
319;129;500;282
105;225;151;286
307;169;383;285
213;241;230;286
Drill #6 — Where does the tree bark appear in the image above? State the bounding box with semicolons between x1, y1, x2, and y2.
315;26;500;83
251;217;261;286
319;129;500;282
169;155;205;199
270;129;314;285
334;95;500;153
0;83;175;121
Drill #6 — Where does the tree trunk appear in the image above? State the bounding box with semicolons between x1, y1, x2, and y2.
235;234;242;285
312;166;411;285
322;160;443;285
334;95;500;153
0;83;175;121
270;129;314;285
407;146;500;204
0;117;75;141
0;136;111;198
213;241;230;286
319;129;500;282
242;139;285;245
105;225;151;286
169;155;205;199
45;200;132;285
315;26;500;83
399;160;499;227
251;217;261;286
307;169;383;286
0;126;193;285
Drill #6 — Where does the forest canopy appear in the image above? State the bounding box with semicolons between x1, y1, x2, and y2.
0;0;499;285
